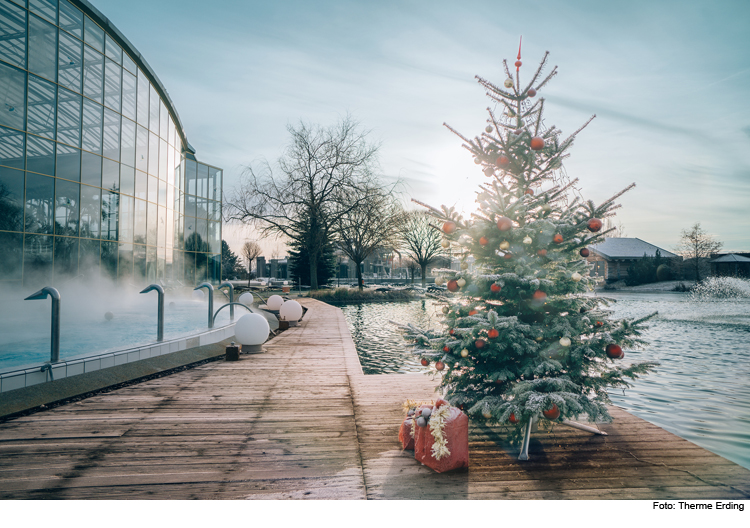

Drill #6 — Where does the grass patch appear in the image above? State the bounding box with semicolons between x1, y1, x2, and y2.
308;288;420;304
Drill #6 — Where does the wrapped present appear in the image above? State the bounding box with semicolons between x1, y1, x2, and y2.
413;399;469;473
399;417;415;450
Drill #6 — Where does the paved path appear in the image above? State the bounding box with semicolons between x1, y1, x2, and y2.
0;299;748;499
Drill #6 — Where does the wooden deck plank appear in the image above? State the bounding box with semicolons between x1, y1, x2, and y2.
0;298;748;500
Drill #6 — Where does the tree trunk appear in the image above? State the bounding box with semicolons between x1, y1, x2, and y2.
355;259;364;291
309;251;319;290
420;264;427;287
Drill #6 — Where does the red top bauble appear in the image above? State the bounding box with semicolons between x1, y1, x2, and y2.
527;88;537;97
475;339;486;349
543;404;560;421
488;328;499;339
509;413;520;424
606;344;624;359
496;216;513;231
479;236;488;246
435;361;445;371
587;218;603;232
420;358;429;366
443;221;456;234
496;155;510;168
553;234;563;244
537;249;548;257
580;248;590;257
447;279;459;292
530;137;544;150
532;290;547;301
514;60;522;68
490;283;502;293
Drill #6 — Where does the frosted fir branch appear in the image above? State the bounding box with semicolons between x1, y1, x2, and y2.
442;122;474;146
599;183;636;209
502;59;513;83
522;51;551;93
534;65;559;92
410;197;444;217
533;99;545;136
475;75;516;100
559;115;596;151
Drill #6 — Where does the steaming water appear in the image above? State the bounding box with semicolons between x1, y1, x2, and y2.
340;282;750;469
0;284;234;373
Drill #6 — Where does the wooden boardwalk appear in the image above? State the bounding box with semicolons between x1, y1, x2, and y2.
0;299;748;499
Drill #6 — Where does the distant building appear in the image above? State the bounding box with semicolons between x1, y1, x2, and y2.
255;256;266;278
587;238;680;282
710;254;750;278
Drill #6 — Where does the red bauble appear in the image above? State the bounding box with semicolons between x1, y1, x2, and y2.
488;328;499;339
490;283;502;293
532;290;547;302
447;279;459;292
443;345;450;353
483;167;494;177
587;218;603;232
509;413;519;424
514;60;522;68
468;309;478;316
475;339;486;349
595;321;604;327
537;249;547;257
479;236;488;246
543;404;560;421
496;155;510;168
530;137;545;150
435;361;445;371
527;88;537;97
449;328;455;335
513;129;523;135
553;234;563;244
496;216;513;231
524;188;534;196
503;253;513;259
443;221;456;234
420;358;429;366
606;344;624;359
580;248;590;257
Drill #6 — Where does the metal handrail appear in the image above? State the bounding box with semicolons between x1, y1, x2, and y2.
24;287;61;363
219;282;235;320
194;282;214;329
212;302;253;326
139;284;165;342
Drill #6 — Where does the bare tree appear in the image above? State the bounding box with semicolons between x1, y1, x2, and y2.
676;222;723;282
242;240;262;287
398;211;444;287
226;116;379;290
604;218;627;238
336;184;403;290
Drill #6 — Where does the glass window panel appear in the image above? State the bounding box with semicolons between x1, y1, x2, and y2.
56;87;81;147
174;212;182;249
158;178;166;207
0;1;26;68
53;236;79;280
133;242;145;280
146;201;156;245
58;0;82;39
122;51;136;75
147;173;157;203
167;115;175;147
185;194;196;218
81;98;102;154
157;246;165;279
80;150;101;187
159;101;168;139
54;143;81;183
196;252;208;282
29;0;57;24
158;138;167;180
79;238;100;276
207;167;217;201
28;14;57;82
165;208;173;249
101;240;116;278
23;233;53;285
0;165;25;231
157;205;165;248
121;68;136;120
118;193;133;243
103;59;121;112
166;183;173;213
0;62;26;130
102;107;119;161
133;198;146;244
117;242;133;281
0;126;25;169
148;84;159;134
207;221;220;254
101;157;118;192
196;217;207;247
24;172;53;233
185;159;196;195
197;163;208;199
79;183;100;239
165;246;173;279
177;157;184;191
148;130;158;175
184;251;194;285
54;177;79;236
196;196;207;220
58;31;82;93
184;216;197;250
120;164;134;196
120;116;135;167
0;231;23;281
134;169;146;200
83;46;103;103
27;75;56;139
101;189;118;240
146;245;156;281
136;69;148;127
208;200;219;222
104;33;121;64
83;15;103;53
166;145;175;186
26;134;55;175
135;124;147;172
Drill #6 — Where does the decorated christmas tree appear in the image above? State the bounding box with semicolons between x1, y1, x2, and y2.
401;44;658;446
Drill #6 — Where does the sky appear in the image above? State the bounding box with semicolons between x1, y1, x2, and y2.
92;0;750;256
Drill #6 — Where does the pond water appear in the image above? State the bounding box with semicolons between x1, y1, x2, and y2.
340;291;750;470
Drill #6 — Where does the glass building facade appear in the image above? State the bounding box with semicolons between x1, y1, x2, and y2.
0;0;222;287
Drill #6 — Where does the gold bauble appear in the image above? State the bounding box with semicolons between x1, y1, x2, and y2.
461;261;469;270
456;278;466;287
441;239;450;248
571;272;582;282
499;240;510;250
504;78;514;88
559;337;571;347
460;349;469;358
523;236;532;245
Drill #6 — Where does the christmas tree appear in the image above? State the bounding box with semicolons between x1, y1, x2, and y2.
400;45;658;446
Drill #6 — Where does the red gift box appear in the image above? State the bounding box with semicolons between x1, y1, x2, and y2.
413;402;469;473
399;417;415;450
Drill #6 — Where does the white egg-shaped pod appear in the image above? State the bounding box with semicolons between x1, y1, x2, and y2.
191;289;205;301
266;295;284;311
238;292;254;306
279;300;303;322
235;313;270;353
